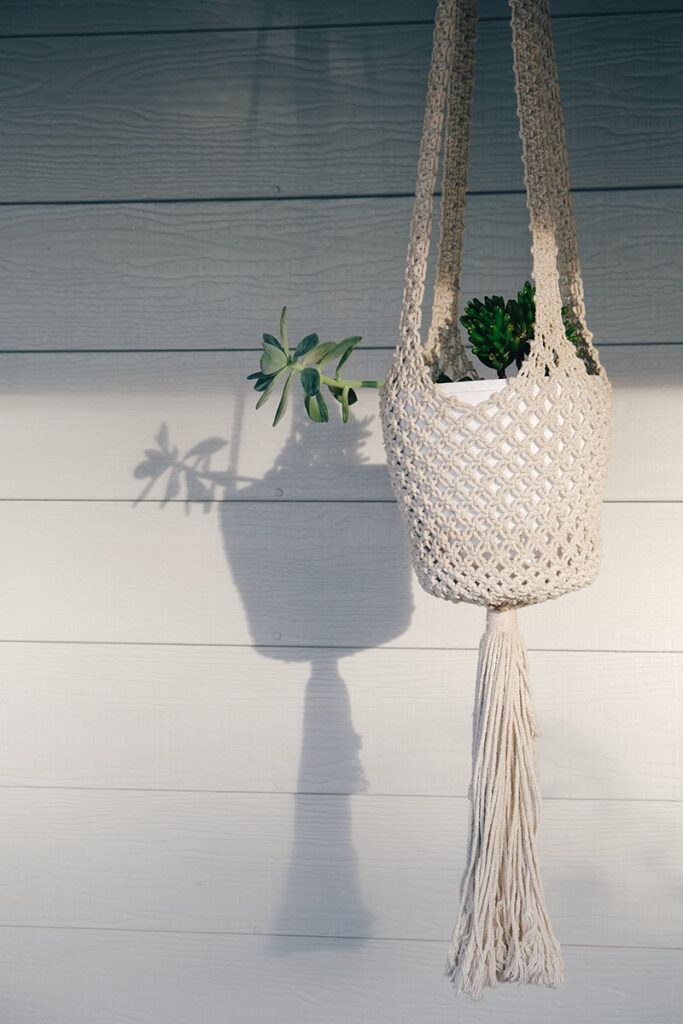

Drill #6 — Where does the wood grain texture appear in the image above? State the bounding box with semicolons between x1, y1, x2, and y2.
0;344;680;501
0;0;438;34
3;0;678;36
0;501;679;651
0;642;679;800
2;191;682;350
0;931;678;1024
0;15;680;200
0;787;679;945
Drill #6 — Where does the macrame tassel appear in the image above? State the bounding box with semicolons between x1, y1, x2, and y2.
446;607;564;1000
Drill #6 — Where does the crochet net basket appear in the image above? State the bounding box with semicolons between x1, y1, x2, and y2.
380;0;611;610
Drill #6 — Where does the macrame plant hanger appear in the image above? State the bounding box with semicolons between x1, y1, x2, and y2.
380;0;611;1001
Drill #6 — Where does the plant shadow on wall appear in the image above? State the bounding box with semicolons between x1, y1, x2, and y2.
133;403;414;953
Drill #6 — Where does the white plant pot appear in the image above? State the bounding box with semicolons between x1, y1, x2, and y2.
434;377;564;453
436;377;508;406
433;377;566;510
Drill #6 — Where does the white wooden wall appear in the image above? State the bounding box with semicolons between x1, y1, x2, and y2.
0;1;681;1021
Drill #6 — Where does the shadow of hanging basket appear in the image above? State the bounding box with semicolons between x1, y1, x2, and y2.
220;416;415;658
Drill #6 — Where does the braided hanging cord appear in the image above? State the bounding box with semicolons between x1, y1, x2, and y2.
510;0;605;377
424;0;478;381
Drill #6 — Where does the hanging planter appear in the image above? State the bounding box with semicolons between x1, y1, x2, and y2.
380;0;611;1001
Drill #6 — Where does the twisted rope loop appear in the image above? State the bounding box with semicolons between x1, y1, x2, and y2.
397;0;606;382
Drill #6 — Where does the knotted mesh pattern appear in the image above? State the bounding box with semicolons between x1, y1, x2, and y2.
380;0;611;609
383;373;610;607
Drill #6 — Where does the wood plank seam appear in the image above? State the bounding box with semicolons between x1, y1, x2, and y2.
0;184;681;208
0;640;678;654
0;924;678;951
0;342;680;354
0;785;678;802
0;8;677;42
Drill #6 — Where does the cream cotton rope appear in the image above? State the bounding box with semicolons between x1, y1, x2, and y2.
380;0;611;1001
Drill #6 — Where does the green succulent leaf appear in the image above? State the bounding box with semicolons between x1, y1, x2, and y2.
252;372;276;392
330;336;362;376
260;345;288;375
294;333;319;360
300;366;321;396
302;341;338;367
328;383;353;423
262;333;286;354
315;390;329;422
255;374;280;408
304;392;323;422
279;307;289;356
272;370;294;426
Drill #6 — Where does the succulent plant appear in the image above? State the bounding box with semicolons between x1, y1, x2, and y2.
248;289;595;426
459;281;587;379
247;307;383;425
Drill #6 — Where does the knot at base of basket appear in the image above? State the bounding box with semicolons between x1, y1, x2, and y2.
485;606;519;634
445;607;564;1000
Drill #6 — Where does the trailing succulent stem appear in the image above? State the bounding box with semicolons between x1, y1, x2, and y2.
247;307;383;426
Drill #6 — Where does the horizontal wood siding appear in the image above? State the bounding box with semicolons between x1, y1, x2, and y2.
4;0;683;35
0;933;678;1024
0;643;679;799
1;192;682;350
0;501;679;650
1;2;680;1021
0;15;681;200
1;788;681;945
